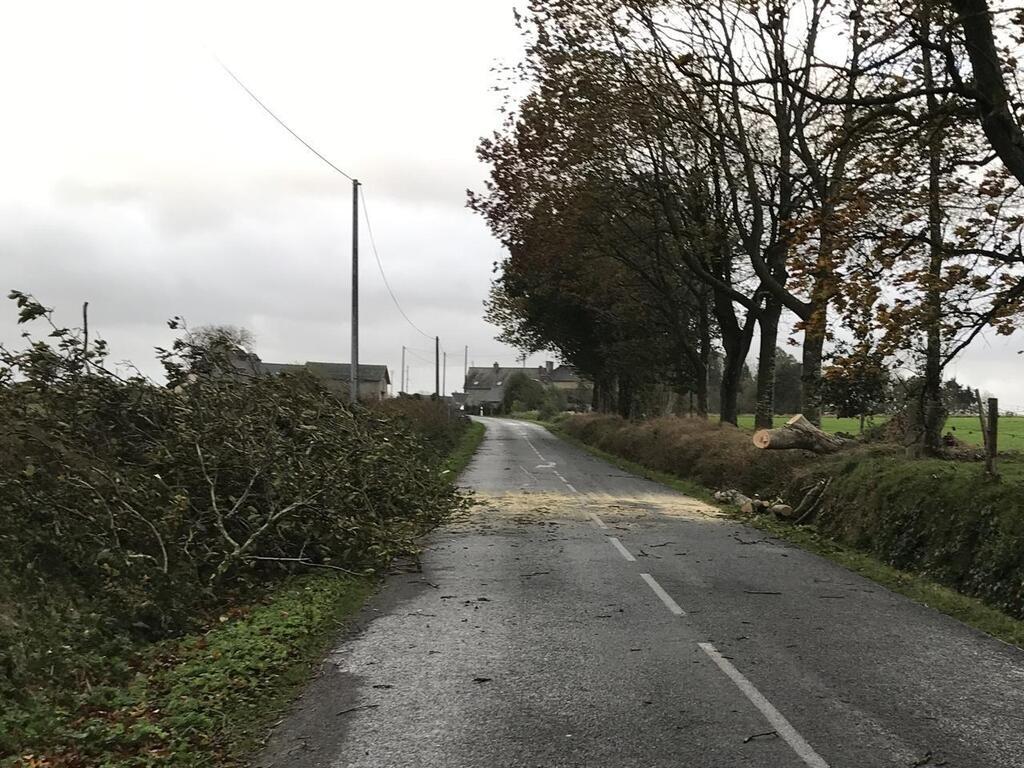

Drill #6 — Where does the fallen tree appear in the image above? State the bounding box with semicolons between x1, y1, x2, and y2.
752;415;855;454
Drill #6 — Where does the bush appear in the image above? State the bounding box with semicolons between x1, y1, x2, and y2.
372;395;467;457
0;293;466;705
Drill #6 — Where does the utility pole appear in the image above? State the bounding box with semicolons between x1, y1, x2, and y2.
350;179;360;405
405;364;410;393
464;345;468;383
400;345;405;394
435;336;440;397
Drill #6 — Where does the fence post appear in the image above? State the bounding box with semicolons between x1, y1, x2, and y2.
987;397;999;475
975;389;989;456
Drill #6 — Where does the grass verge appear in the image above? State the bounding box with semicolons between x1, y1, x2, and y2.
543;422;1024;650
446;420;486;477
2;575;374;767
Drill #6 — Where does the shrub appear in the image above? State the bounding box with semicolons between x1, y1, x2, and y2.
0;293;466;703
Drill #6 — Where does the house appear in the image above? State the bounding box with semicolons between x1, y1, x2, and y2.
463;361;591;413
231;354;391;401
304;362;390;401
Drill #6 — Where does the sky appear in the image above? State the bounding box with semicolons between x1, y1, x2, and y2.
1;1;1022;408
0;0;544;396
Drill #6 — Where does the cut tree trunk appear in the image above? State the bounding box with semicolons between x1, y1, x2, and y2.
752;415;855;454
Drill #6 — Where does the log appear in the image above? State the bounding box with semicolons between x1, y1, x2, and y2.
752;415;855;454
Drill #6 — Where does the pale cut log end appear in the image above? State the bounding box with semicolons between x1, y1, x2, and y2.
752;429;772;449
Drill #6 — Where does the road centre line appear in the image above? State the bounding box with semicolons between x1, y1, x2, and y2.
698;643;830;768
588;512;608;529
607;536;636;562
640;573;685;616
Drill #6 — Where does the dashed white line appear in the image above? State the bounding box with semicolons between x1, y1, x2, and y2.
588;512;608;529
640;573;685;616
698;643;829;768
608;536;636;562
563;483;578;493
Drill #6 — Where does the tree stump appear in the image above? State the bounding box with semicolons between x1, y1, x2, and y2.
752;415;855;454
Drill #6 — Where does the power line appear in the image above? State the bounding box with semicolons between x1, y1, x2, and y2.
359;186;434;340
214;55;355;182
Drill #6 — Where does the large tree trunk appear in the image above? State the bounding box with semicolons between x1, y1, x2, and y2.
800;304;826;426
949;0;1024;187
616;374;633;419
714;288;754;426
919;0;947;456
753;414;855;453
695;289;711;417
754;298;781;429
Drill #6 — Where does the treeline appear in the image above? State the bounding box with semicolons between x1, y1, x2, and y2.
0;293;466;720
471;0;1024;453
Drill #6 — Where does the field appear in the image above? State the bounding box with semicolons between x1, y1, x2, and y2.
733;414;1024;452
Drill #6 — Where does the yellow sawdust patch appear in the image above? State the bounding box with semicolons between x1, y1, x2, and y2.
449;490;724;529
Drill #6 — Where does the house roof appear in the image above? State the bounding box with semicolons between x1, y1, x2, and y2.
305;362;391;385
464;366;540;390
549;365;583;383
259;362;306;376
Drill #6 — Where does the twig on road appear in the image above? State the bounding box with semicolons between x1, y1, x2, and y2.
336;704;379;716
743;730;778;743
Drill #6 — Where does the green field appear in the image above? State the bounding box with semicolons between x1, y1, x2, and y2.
733;414;1024;451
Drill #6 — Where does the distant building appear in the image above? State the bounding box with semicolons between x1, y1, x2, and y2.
232;355;391;401
463;361;591;412
304;362;390;401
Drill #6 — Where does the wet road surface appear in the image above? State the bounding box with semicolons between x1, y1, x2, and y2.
257;417;1024;767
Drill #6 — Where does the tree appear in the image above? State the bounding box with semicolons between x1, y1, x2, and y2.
502;371;546;413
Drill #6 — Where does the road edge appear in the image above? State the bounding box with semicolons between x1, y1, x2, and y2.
536;419;1024;650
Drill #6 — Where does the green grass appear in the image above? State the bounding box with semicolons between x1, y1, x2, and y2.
734;413;886;433
1;575;374;767
733;413;1024;451
545;422;1024;650
445;420;486;477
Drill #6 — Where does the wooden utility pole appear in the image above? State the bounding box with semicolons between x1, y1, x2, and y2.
435;336;440;397
400;345;405;394
350;179;360;405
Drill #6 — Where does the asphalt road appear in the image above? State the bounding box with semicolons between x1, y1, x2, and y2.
256;417;1024;767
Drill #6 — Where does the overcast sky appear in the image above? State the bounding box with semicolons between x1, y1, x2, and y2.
2;1;1022;407
0;0;544;395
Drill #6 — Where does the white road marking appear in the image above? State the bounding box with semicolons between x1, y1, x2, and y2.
564;483;578;494
698;643;830;768
522;436;546;462
588;513;608;529
640;573;685;615
608;536;636;562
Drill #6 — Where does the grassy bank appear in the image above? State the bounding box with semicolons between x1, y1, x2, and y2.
446;420;487;477
2;575;373;768
554;414;1024;647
